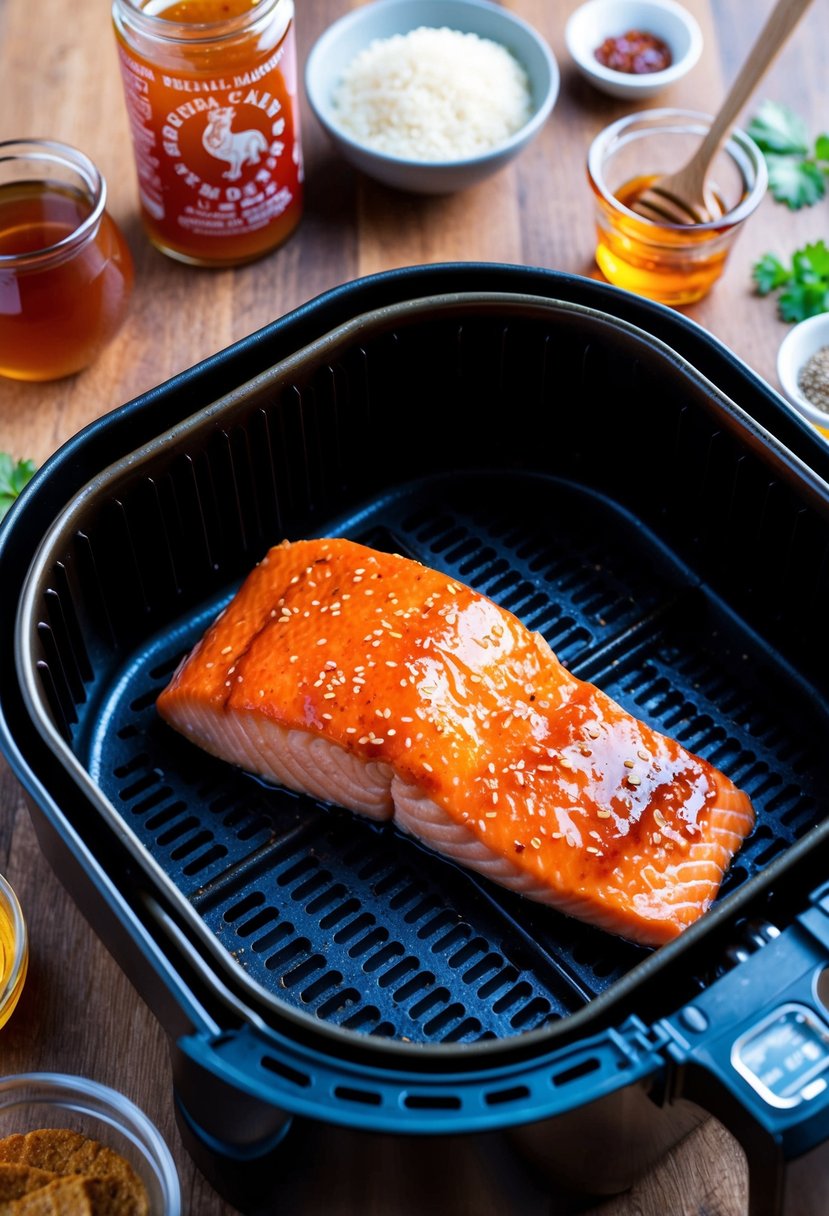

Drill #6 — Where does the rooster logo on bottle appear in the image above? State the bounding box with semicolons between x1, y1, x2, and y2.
202;106;268;181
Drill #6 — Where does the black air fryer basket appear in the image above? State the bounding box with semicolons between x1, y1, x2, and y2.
2;268;829;1215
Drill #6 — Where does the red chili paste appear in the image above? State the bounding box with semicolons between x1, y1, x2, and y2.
594;30;673;74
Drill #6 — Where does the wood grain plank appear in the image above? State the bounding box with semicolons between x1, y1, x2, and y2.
583;1118;748;1216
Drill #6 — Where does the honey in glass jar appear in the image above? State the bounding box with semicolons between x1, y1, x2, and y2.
0;874;27;1029
0;141;134;382
586;110;767;307
113;0;303;267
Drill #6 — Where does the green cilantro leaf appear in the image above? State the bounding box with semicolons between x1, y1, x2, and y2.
766;154;826;209
749;101;829;209
815;133;829;163
778;281;829;324
0;453;36;523
796;241;829;280
748;100;810;156
752;252;791;295
754;240;829;323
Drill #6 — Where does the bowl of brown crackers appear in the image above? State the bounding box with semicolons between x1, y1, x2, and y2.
0;1074;180;1214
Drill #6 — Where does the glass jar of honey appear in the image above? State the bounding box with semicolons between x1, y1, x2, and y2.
587;110;767;306
113;0;303;267
0;140;134;382
0;873;27;1029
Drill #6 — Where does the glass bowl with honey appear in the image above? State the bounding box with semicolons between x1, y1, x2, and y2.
587;108;767;306
0;872;27;1029
0;139;134;382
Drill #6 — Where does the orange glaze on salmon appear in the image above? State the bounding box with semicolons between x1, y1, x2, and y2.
157;538;755;947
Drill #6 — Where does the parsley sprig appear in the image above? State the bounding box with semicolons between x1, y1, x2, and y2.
753;240;829;323
748;101;829;209
0;453;36;523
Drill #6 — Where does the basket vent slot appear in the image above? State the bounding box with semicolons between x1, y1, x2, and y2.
485;1084;531;1107
403;1093;462;1111
552;1057;601;1088
261;1056;311;1088
333;1085;382;1107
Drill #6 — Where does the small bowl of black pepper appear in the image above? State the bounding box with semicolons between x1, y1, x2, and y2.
777;312;829;441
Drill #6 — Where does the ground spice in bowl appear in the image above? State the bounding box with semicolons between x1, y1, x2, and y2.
798;345;829;414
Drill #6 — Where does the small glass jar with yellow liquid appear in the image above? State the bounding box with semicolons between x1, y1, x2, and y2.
0;873;27;1029
587;109;767;307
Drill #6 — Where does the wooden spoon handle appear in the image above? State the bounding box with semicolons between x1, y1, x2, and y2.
688;0;814;177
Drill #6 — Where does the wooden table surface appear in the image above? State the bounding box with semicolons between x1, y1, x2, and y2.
1;0;826;1211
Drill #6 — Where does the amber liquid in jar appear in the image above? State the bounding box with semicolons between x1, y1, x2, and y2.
0;891;26;1029
114;0;303;266
0;180;134;382
594;174;735;307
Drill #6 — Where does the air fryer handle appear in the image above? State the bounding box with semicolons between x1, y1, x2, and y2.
661;887;829;1216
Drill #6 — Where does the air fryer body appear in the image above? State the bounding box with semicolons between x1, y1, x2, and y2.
2;268;829;1216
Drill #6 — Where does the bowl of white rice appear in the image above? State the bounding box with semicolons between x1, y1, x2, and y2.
304;0;559;193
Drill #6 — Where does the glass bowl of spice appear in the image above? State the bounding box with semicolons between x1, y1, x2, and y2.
0;1074;181;1214
304;0;559;194
776;312;829;441
565;0;702;100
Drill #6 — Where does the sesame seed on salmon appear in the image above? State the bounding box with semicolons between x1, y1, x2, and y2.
156;538;755;948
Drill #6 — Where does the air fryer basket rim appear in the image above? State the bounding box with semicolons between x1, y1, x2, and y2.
14;289;829;1068
5;263;829;534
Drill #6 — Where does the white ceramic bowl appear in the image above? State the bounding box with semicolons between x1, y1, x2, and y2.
565;0;702;100
304;0;559;194
776;312;829;440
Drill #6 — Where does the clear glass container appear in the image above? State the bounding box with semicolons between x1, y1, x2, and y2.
113;0;304;267
587;109;767;306
0;1073;181;1215
0;873;27;1029
0;140;134;381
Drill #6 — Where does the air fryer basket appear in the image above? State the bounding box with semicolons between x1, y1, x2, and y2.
6;281;829;1213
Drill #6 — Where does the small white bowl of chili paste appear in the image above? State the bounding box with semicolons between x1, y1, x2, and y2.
565;0;702;100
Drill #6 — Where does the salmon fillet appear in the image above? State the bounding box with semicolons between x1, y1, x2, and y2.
157;538;755;947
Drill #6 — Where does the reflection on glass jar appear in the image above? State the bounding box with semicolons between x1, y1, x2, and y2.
0;140;134;382
587;109;767;307
112;0;304;268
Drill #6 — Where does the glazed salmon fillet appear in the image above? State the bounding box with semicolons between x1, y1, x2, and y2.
157;538;755;947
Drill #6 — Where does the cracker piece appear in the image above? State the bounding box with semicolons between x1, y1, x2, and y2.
0;1131;114;1176
0;1134;148;1215
81;1177;148;1216
0;1165;58;1201
1;1174;150;1215
1;1175;94;1214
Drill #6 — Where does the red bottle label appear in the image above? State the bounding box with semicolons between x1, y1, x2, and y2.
117;18;303;262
